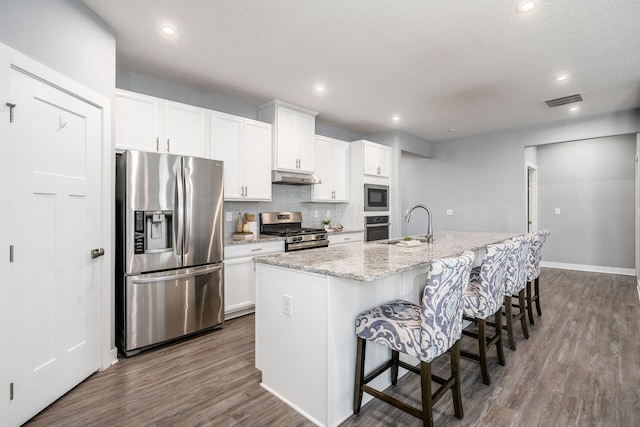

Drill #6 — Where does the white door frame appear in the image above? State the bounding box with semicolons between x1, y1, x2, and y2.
2;43;115;371
635;133;639;297
526;161;539;232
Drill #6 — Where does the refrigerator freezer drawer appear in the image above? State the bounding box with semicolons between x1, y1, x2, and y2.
122;264;224;355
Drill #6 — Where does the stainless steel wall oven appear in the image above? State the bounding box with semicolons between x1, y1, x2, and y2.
365;215;390;242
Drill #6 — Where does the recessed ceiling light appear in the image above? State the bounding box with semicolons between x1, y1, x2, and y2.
391;115;401;122
448;128;458;133
161;25;177;36
314;84;326;94
556;74;570;82
516;0;537;13
569;106;580;112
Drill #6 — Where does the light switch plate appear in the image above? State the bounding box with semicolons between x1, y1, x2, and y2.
555;208;561;215
446;209;454;216
225;212;232;221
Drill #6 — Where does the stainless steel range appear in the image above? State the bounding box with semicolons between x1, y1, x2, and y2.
260;212;328;252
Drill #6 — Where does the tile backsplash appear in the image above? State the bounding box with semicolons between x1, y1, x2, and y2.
224;184;347;237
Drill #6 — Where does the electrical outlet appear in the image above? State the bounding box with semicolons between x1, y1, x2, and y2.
326;210;331;218
283;295;293;316
555;208;561;215
314;210;318;218
225;212;232;221
446;209;454;216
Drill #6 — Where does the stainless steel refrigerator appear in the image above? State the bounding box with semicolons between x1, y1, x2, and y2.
116;150;224;356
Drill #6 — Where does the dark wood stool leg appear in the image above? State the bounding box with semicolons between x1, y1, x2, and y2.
420;360;434;427
534;277;542;316
353;337;366;414
450;340;464;420
494;310;506;366
518;289;530;339
477;318;490;385
526;280;535;325
504;295;516;351
391;350;399;386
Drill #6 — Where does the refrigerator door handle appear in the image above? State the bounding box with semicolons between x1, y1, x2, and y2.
130;264;223;284
183;164;191;256
175;162;185;258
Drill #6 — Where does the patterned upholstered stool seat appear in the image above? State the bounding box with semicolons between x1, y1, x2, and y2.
353;251;475;427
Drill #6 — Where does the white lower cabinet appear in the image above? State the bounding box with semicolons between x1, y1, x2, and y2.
224;240;284;319
328;231;364;246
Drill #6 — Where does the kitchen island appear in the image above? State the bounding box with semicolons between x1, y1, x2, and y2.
254;231;518;427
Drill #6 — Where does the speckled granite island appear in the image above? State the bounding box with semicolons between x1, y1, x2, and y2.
254;231;518;427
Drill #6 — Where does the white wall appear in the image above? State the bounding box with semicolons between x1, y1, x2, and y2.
402;109;639;269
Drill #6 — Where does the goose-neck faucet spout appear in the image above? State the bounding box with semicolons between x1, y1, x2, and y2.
404;204;433;243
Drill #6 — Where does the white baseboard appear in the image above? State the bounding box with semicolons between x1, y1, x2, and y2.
260;382;325;427
637;278;640;302
541;261;635;276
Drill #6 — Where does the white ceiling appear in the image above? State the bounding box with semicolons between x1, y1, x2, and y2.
81;0;640;142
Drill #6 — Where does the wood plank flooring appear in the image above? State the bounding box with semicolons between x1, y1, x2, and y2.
25;269;640;426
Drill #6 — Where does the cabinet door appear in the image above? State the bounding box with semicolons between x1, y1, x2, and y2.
274;106;299;171
244;121;272;201
377;144;391;178
363;141;390;178
363;141;379;176
312;136;334;201
211;113;243;200
164;101;208;157
115;90;163;152
297;111;315;173
223;257;255;320
332;140;350;201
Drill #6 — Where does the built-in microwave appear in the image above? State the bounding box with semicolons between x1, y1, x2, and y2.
364;184;389;211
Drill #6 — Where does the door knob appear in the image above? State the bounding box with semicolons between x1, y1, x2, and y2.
91;248;105;259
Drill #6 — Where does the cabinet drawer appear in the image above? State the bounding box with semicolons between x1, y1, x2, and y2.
224;240;284;259
328;232;364;246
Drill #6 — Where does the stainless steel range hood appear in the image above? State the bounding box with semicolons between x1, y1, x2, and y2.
272;170;321;185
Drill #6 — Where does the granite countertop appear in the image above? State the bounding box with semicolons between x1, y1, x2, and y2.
254;231;519;282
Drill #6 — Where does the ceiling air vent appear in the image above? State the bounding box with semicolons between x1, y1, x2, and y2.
543;93;583;108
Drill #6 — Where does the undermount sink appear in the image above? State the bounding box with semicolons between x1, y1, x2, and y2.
379;237;432;245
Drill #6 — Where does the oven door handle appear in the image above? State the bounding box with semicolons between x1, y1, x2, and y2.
287;240;329;251
366;223;391;228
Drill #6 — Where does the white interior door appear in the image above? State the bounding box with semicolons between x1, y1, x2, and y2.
527;165;539;232
8;67;102;426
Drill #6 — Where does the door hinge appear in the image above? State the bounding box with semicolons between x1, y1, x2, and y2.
9;245;14;262
10;382;14;400
5;102;16;123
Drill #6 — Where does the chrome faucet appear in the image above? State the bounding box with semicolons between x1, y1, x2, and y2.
404;204;433;243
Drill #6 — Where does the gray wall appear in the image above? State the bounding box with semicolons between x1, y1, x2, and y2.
537;135;635;268
0;0;116;98
400;109;639;269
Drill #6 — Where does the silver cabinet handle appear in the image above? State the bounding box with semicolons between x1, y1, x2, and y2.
344;237;351;241
245;186;248;197
91;248;105;259
251;248;263;252
166;138;170;152
156;137;159;152
377;166;381;175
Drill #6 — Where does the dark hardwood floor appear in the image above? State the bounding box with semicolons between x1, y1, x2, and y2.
25;269;640;426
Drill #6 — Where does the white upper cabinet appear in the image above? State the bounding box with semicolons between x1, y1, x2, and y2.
163;100;208;157
210;111;271;201
259;100;318;173
115;90;163;152
312;136;349;202
362;140;390;178
115;89;208;158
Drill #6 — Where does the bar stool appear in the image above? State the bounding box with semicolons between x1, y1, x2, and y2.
353;251;475;427
526;229;551;325
461;241;512;385
502;235;532;351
